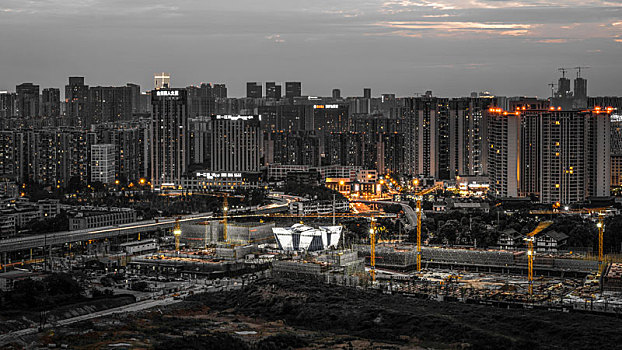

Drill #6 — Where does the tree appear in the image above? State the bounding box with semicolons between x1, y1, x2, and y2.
44;273;82;296
66;176;86;193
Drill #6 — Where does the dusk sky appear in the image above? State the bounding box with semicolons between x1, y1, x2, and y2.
0;0;620;97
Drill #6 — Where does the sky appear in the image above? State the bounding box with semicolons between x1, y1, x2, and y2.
0;0;620;98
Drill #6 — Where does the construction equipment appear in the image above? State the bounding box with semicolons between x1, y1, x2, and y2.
414;184;443;271
369;217;377;282
222;193;229;242
529;207;608;270
558;67;572;78
548;82;557;98
597;212;605;274
173;217;182;251
574;66;590;78
525;221;553;295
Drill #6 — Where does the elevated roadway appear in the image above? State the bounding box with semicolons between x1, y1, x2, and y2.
351;199;417;230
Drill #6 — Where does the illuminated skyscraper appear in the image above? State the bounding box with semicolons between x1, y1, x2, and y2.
150;88;188;189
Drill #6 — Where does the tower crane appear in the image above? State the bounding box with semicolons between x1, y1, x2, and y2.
597;212;605;274
173;217;182;252
414;184;443;271
529;207;607;271
525;221;553;295
574;66;590;78
558;67;572;78
222;193;229;242
369;216;377;282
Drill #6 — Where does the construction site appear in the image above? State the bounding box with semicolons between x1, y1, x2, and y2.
121;199;622;316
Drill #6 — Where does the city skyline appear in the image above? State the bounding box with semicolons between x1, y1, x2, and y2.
0;1;621;97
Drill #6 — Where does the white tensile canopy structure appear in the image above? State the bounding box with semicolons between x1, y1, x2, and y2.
273;224;342;251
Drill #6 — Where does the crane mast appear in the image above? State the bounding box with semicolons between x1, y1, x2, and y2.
413;183;441;271
370;217;376;282
416;197;422;271
223;194;229;242
173;217;182;252
526;221;553;295
597;212;604;274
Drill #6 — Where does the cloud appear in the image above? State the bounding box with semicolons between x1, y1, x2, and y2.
266;34;286;43
0;0;621;97
374;20;535;37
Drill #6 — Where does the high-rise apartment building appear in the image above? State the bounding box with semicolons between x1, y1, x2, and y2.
285;82;302;98
89;86;133;123
16;83;40;118
404;96;450;179
212;84;227;98
209;115;260;172
488;106;611;203
488;109;521;198
246;82;262;98
150;89;188;189
41;88;60;118
65;77;90;127
91;144;116;184
448;98;491;178
0;92;16;118
265;82;281;99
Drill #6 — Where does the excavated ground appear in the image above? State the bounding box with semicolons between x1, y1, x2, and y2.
18;278;622;349
188;278;622;349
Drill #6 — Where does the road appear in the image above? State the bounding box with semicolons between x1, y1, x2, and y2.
0;193;298;254
352;199;417;229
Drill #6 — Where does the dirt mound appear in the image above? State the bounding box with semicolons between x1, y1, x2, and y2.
188;278;622;350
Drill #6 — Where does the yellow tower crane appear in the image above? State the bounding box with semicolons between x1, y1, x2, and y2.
414;184;443;271
222;193;229;243
369;216;377;282
173;217;182;252
597;212;605;274
529;207;608;273
525;221;553;295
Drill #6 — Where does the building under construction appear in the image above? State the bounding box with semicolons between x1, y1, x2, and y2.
181;221;275;247
128;249;270;279
354;244;598;276
603;263;622;292
273;250;364;285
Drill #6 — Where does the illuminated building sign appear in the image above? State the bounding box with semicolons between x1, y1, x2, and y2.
196;172;242;179
214;115;256;121
156;90;179;97
313;104;339;109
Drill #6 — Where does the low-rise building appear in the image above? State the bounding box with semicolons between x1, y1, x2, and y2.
120;239;159;255
536;230;569;253
289;199;349;215
38;199;60;218
497;228;522;250
273;224;342;251
0;214;16;237
69;207;137;231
